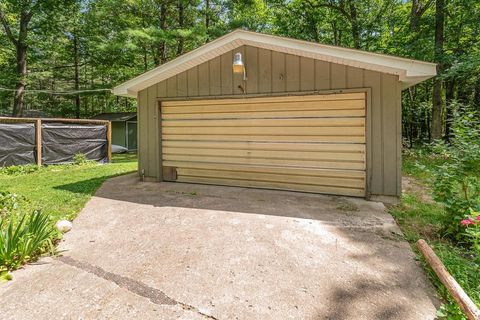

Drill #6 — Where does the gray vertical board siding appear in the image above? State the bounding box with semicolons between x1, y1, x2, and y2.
300;57;315;91
331;63;346;89
315;60;330;90
166;77;177;97
285;54;300;92
209;57;221;95
221;51;233;95
363;70;383;195
137;90;148;175
198;62;210;96
147;84;158;178
258;48;272;93
245;46;258;93
396;80;402;196
347;66;364;88
272;51;286;93
381;73;398;196
137;45;402;197
177;71;188;97
187;67;199;97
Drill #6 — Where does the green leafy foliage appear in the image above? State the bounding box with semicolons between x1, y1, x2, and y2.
0;191;28;219
398;150;480;319
0;154;137;273
72;153;92;165
461;209;480;255
0;164;40;175
428;109;480;241
0;211;55;271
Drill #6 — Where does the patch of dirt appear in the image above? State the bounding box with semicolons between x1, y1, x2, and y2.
402;176;435;204
335;198;359;212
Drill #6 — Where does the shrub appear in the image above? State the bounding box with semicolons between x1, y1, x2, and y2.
461;209;480;255
428;109;480;243
0;164;40;175
0;211;55;271
73;153;92;165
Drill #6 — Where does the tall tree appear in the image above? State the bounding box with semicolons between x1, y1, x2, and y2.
431;0;445;140
0;1;39;116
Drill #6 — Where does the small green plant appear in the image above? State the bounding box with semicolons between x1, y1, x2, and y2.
0;164;40;175
0;211;55;271
0;270;13;282
0;191;27;218
73;153;91;165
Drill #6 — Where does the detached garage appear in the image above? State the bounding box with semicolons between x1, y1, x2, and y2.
113;30;436;201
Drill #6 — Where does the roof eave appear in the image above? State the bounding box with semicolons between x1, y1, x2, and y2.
112;29;437;97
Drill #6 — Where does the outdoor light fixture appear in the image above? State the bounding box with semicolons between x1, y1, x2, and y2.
233;52;247;80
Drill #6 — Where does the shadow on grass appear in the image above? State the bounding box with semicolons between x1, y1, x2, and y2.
53;172;134;195
55;176;112;195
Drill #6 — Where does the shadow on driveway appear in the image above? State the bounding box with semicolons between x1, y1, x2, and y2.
3;173;439;320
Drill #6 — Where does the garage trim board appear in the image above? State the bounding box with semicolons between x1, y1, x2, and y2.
160;92;366;197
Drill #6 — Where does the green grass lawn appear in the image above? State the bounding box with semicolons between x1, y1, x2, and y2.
389;151;480;318
0;153;137;222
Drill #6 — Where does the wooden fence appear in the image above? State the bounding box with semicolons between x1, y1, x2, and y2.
0;117;112;166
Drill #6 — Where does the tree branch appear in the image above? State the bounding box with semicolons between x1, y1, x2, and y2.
0;7;18;45
305;0;352;21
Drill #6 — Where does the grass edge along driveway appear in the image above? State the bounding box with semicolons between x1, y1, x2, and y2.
0;154;137;222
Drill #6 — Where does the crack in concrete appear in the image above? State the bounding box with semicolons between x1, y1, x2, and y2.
57;256;218;320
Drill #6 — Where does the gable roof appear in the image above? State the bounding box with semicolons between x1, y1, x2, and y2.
113;29;437;98
91;112;137;122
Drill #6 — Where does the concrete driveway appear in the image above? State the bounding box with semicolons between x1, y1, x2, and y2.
0;174;438;319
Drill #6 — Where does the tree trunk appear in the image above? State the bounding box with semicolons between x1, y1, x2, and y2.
13;43;27;116
176;0;184;56
73;32;81;119
474;76;480;110
431;0;444;141
445;79;455;142
159;3;167;64
410;0;433;32
347;0;360;49
205;0;210;42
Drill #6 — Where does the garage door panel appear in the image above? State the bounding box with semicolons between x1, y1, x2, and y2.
177;168;365;189
162;118;364;127
162;108;365;120
176;176;365;197
163;154;365;170
163;148;365;162
161;93;366;197
162;92;365;107
163;134;365;143
162;126;364;136
163;99;365;114
163;141;365;152
162;161;366;179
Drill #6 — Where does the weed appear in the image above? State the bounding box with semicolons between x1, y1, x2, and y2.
336;202;358;212
73;153;93;165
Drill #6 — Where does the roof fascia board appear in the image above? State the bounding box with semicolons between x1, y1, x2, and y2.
114;32;244;97
239;32;436;78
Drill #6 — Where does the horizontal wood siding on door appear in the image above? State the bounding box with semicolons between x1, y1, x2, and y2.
162;94;367;197
136;45;402;197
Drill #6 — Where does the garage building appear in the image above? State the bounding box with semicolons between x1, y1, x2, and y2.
113;30;436;201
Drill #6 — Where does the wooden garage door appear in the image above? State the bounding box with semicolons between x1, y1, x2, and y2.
161;93;366;197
